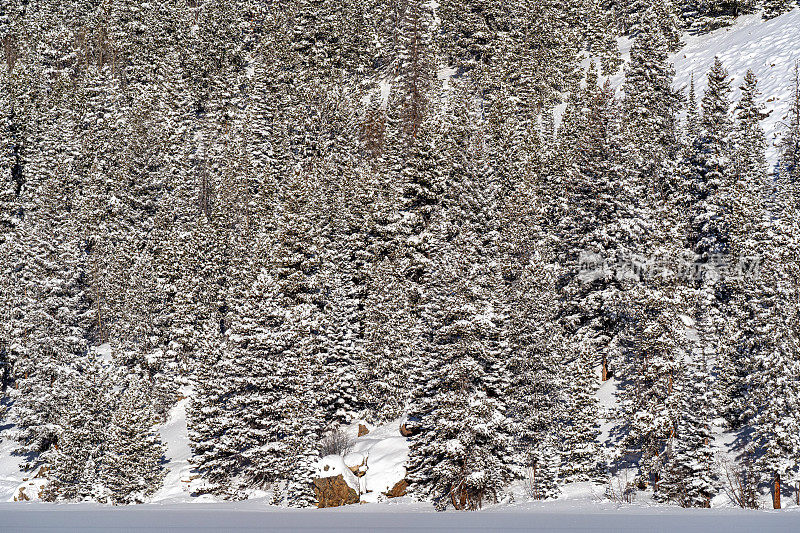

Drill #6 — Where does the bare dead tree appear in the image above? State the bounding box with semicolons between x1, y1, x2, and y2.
718;451;760;509
605;470;636;504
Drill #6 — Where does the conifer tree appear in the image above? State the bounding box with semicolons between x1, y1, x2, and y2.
559;353;606;482
407;87;515;510
623;6;682;195
719;70;768;428
102;378;166;504
683;58;734;383
555;68;632;448
501;181;563;498
659;354;716;507
187;323;240;496
43;359;113;502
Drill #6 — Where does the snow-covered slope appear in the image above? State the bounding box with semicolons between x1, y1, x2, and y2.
1;9;799;521
671;11;800;167
150;396;220;503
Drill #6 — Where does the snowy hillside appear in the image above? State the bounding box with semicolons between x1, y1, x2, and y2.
3;0;800;528
672;10;800;167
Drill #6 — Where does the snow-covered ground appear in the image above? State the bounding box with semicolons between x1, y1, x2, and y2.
0;501;798;532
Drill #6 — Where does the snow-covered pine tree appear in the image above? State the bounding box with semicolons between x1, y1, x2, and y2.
42;358;113;502
407;86;515;510
554;68;631;483
316;156;370;425
559;351;606;483
580;0;624;74
687;57;733;267
361;17;442;419
187;322;240;497
10;84;97;464
0;46;24;409
748;261;800;498
659;353;716;507
741;88;800;498
718;70;769;429
222;170;326;506
515;0;583;108
102;377;166;504
616;0;681;50
504;252;564;497
615;298;683;490
498;107;564;497
682;58;734;391
623;6;682;196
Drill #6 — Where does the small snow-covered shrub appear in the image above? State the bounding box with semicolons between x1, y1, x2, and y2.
318;429;355;457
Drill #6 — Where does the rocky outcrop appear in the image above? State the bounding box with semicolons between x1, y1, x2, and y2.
384;479;409;498
358;424;370;437
313;475;360;508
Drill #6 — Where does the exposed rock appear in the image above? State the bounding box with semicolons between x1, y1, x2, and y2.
384;479;409;498
313;474;360;508
344;453;368;478
14;487;29;502
358;424;370;437
400;423;412;437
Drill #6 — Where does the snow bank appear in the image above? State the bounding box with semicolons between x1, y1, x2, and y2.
348;419;410;503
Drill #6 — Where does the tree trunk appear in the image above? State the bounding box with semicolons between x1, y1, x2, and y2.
773;472;781;509
602;354;609;381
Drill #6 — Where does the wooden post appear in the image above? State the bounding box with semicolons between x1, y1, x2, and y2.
773;472;781;509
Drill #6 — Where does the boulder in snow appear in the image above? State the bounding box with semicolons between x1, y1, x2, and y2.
313;455;360;508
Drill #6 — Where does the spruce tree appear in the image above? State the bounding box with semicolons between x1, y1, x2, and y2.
623;6;682;196
43;359;113;502
719;70;769;428
102;378;166;504
407;87;515;510
659;354;716;507
683;58;734;390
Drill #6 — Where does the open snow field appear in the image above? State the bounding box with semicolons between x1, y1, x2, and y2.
1;501;799;532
